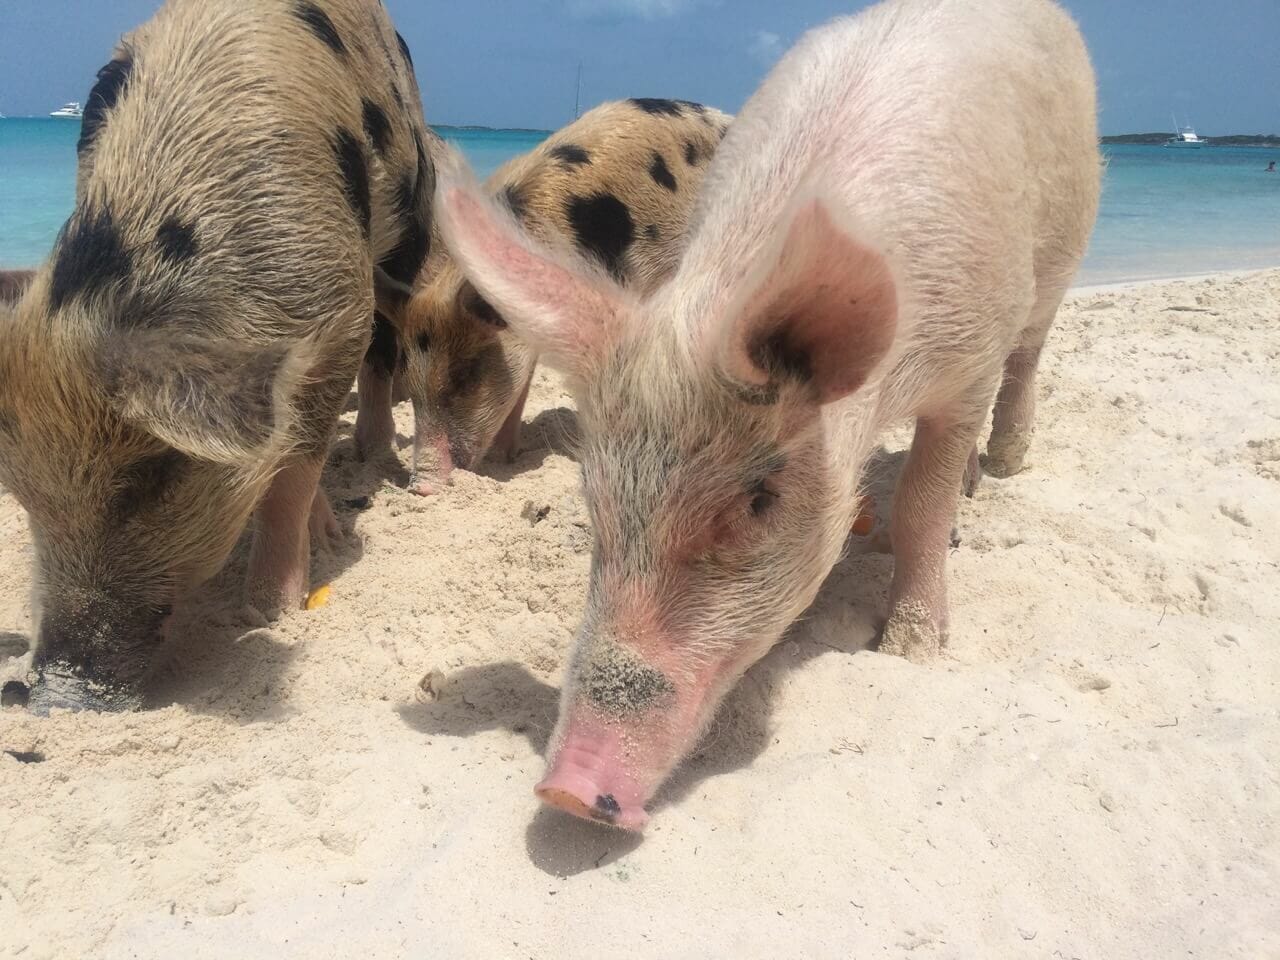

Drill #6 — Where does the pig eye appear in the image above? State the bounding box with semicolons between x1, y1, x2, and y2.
449;355;483;393
749;480;778;518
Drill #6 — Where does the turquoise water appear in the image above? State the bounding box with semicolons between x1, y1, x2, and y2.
2;119;1278;285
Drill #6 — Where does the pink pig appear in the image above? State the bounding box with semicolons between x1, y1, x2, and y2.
438;0;1101;829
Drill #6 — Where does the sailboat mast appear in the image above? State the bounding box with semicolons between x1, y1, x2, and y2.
574;62;583;120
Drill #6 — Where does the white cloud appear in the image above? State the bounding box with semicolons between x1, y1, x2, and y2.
566;0;702;20
748;30;782;65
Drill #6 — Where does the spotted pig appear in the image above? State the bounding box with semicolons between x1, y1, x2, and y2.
0;0;437;712
353;98;731;494
438;0;1101;829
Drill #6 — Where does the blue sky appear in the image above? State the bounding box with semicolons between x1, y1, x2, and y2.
1;0;1276;134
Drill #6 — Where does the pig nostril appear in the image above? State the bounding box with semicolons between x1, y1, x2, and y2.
592;794;622;822
1;680;30;709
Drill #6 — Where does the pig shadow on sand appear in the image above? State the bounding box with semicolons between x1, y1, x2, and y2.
396;446;914;874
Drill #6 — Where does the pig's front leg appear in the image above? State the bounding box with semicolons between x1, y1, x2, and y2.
246;456;325;616
354;358;396;461
881;413;984;663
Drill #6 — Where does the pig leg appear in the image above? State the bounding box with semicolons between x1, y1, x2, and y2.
354;311;403;461
984;290;1066;478
881;412;985;663
354;360;395;461
246;456;324;615
488;374;533;464
309;486;341;547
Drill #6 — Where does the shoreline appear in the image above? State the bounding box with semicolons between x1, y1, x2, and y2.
1069;264;1280;297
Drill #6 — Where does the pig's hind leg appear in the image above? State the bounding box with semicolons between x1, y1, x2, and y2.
881;408;988;663
984;288;1067;478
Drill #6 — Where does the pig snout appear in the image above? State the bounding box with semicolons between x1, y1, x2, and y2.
537;721;652;831
409;424;485;497
537;639;718;831
26;604;170;714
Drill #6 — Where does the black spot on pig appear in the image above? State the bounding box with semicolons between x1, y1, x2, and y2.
112;449;190;521
333;128;371;236
645;224;660;241
362;99;393;157
396;31;415;73
566;193;635;281
501;184;529;222
649;153;677;192
78;56;133;155
295;2;346;56
630;98;684;117
366;311;401;378
684;140;701;166
154;216;199;265
460;284;506;328
415;332;431;353
50;204;132;312
679;100;708;114
551;144;591;167
378;132;432;286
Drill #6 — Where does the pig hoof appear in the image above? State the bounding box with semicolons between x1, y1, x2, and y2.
879;602;943;664
309;497;342;548
2;680;30;709
407;474;446;497
980;451;1026;480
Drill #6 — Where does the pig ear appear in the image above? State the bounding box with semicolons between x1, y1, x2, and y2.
97;331;314;465
717;198;899;405
435;166;624;373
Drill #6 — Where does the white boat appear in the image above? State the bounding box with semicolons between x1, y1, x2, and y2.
1165;114;1205;148
50;101;83;119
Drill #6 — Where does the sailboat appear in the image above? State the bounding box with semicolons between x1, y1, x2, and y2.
1165;113;1205;148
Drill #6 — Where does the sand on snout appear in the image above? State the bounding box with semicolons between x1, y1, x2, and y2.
1;270;1278;959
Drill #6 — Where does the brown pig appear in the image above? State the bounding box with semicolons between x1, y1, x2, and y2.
353;99;731;494
0;0;437;712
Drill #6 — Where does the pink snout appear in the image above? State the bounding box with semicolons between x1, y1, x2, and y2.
535;727;651;831
409;433;455;496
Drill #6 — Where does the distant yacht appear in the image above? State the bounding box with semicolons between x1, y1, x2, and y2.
50;101;83;119
1165;114;1205;148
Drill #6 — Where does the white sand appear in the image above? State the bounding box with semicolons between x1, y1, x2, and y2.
2;269;1278;959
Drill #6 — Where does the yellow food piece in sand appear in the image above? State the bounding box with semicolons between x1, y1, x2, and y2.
306;585;332;611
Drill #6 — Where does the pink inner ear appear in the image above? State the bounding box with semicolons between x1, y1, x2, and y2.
726;199;898;405
442;186;618;364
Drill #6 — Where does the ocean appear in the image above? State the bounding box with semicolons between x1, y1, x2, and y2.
2;118;1278;286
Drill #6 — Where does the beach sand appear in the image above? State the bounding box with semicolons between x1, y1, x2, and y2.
1;269;1278;958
